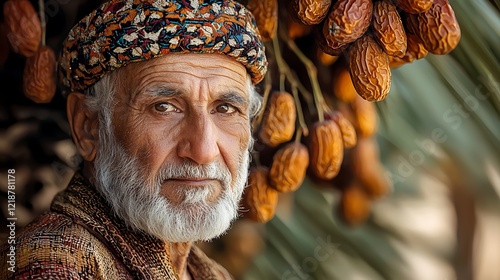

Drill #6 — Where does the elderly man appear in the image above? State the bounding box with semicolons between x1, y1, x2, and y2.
0;0;266;279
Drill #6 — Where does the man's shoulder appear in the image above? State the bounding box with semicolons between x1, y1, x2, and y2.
12;211;98;249
1;212;122;279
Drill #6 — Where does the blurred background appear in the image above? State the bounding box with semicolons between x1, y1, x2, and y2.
1;0;499;280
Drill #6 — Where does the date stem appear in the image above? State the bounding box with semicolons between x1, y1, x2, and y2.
254;71;272;130
270;35;314;112
294;127;303;144
282;31;329;122
38;0;46;46
292;84;309;136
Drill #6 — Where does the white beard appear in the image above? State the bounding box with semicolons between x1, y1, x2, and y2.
92;123;249;242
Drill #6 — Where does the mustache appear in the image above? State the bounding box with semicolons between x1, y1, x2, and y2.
155;160;232;184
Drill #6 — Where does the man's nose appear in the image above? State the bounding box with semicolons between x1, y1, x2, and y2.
177;112;219;165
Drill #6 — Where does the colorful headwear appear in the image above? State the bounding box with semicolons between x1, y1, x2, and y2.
59;0;268;92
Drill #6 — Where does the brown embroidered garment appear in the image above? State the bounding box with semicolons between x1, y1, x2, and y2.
0;172;232;279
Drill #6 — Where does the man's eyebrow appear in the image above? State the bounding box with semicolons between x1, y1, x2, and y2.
138;88;248;107
219;92;248;107
143;87;182;97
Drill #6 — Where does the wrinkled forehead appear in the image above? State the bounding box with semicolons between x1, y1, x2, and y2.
116;53;249;99
125;53;247;80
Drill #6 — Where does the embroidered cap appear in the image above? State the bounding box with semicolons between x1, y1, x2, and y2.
59;0;268;92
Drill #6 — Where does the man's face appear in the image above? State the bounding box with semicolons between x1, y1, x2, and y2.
91;53;252;242
113;53;250;203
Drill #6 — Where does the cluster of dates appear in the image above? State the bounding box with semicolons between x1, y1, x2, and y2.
242;0;461;226
3;0;56;103
334;66;390;226
312;0;460;101
243;91;358;223
249;0;461;102
243;89;388;226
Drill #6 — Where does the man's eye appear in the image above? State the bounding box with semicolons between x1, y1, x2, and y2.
215;104;237;114
154;102;177;113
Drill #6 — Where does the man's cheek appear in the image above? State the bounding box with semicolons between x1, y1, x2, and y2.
135;147;156;181
216;121;248;149
233;122;252;150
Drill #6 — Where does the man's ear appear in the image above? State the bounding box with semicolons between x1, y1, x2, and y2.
67;92;99;162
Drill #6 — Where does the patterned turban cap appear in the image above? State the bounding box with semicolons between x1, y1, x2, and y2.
59;0;268;92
